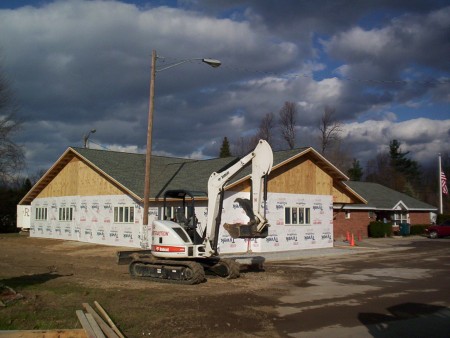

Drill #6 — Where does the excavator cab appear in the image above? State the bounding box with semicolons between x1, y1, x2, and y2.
162;190;205;244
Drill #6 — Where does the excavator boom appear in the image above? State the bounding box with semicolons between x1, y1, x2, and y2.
204;139;273;255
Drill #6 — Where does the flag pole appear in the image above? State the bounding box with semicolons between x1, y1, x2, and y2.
439;153;443;215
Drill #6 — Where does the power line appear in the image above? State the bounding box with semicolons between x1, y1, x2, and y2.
88;140;109;150
159;56;450;85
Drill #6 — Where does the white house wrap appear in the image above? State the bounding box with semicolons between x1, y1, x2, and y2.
20;146;366;253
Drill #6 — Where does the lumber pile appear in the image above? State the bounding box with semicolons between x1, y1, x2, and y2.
0;301;125;338
77;302;125;338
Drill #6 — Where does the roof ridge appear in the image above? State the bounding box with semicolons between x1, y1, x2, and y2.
71;146;197;161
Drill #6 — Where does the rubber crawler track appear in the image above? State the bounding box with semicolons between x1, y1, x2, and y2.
129;259;206;285
216;258;240;279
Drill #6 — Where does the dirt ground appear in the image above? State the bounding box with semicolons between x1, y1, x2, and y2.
0;234;306;337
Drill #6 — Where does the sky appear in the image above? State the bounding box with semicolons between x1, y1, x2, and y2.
0;0;449;177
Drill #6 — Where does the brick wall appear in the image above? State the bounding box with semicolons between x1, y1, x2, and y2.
333;209;374;240
334;209;433;240
409;212;432;225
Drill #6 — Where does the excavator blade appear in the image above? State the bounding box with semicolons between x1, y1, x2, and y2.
224;222;268;239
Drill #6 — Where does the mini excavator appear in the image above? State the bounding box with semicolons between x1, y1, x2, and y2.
119;139;273;284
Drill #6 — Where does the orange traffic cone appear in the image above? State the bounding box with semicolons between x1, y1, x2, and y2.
350;233;355;246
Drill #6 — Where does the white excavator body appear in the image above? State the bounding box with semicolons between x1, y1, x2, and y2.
123;139;274;284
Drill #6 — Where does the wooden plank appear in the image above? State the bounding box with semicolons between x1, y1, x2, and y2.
76;310;97;338
82;303;119;338
0;329;87;338
85;313;106;338
94;301;125;338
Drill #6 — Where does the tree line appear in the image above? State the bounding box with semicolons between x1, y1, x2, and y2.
1;70;449;232
218;101;449;213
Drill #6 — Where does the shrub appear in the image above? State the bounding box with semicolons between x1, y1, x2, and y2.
410;224;428;235
368;221;393;238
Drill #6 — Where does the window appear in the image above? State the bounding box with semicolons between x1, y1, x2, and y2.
285;207;310;225
391;211;408;226
59;207;73;221
114;206;135;223
35;207;48;220
345;210;351;219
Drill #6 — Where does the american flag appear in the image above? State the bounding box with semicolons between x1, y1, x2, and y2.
442;171;448;195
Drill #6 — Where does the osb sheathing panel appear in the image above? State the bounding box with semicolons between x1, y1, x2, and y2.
232;156;333;195
231;155;358;203
270;157;334;194
37;157;123;198
332;182;359;203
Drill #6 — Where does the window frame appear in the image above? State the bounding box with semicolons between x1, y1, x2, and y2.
35;207;48;221
391;211;408;226
58;207;74;221
284;206;311;225
114;206;135;224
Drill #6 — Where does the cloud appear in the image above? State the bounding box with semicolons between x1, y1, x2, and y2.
324;6;450;77
342;118;450;164
0;0;449;177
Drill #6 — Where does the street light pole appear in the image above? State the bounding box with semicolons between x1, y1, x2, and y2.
83;129;96;148
140;50;221;249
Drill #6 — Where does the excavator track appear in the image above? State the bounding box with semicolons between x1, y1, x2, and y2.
208;258;240;279
129;256;206;285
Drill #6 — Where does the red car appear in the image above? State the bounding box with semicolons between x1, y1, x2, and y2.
426;220;450;239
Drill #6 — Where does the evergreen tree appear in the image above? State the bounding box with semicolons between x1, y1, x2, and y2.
219;137;232;157
389;140;421;182
388;140;421;196
347;159;363;181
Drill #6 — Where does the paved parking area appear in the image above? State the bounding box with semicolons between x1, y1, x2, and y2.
267;236;450;337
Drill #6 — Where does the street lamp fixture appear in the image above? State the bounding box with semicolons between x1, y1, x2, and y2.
156;57;221;72
83;129;96;148
141;50;221;248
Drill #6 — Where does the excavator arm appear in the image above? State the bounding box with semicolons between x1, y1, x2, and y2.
204;139;273;256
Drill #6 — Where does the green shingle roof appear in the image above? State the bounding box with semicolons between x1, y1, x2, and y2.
344;181;437;211
72;146;351;200
20;145;356;205
73;147;234;199
73;146;333;199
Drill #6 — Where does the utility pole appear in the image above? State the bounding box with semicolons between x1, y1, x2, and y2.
140;50;221;249
141;50;157;249
439;153;443;215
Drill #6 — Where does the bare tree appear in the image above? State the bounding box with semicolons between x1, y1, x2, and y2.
279;101;297;149
232;136;254;158
318;106;342;155
256;112;276;146
0;70;24;184
365;152;392;184
325;138;352;173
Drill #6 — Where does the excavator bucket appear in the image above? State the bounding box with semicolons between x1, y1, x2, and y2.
224;222;269;239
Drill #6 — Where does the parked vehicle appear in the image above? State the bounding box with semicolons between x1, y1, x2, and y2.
425;220;450;239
